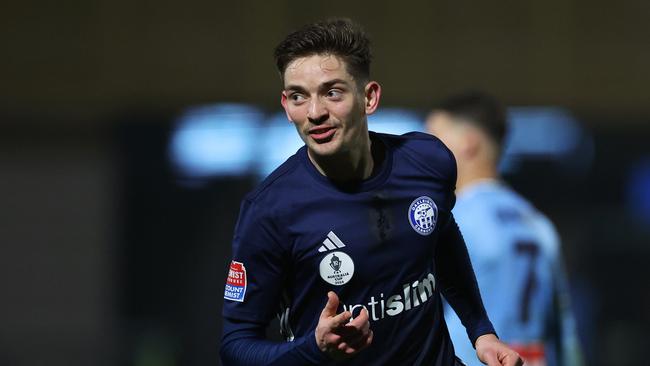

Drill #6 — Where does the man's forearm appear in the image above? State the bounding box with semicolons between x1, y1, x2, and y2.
436;217;496;345
220;318;328;365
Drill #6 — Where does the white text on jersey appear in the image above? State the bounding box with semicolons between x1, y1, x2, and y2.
342;272;436;321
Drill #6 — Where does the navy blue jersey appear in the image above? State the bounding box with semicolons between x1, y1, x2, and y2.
221;132;495;366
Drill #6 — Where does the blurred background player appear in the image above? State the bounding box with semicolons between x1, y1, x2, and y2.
426;91;584;366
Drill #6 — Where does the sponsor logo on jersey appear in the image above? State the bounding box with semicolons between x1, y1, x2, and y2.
318;231;346;252
408;196;438;235
224;260;247;302
342;272;437;321
319;251;355;286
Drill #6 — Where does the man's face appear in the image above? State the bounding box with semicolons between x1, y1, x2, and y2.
281;54;374;158
426;111;466;162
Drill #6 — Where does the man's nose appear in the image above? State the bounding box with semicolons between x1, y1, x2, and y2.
307;98;328;124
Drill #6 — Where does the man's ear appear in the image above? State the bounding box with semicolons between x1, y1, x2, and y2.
280;91;292;122
364;81;381;115
463;128;481;158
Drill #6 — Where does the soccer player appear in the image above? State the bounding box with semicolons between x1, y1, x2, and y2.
426;92;584;366
220;19;523;366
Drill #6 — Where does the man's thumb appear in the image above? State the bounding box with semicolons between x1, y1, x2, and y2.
321;291;339;317
479;351;500;366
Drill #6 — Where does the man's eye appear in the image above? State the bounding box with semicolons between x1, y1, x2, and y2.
327;90;343;98
290;94;305;102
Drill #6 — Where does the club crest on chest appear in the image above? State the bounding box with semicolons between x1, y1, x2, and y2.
408;196;438;236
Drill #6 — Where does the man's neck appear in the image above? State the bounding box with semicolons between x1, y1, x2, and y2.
307;136;374;182
456;162;499;194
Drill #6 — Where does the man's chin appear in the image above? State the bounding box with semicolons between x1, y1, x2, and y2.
307;141;341;158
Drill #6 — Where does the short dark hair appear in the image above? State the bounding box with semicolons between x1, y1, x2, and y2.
436;91;507;148
273;18;372;83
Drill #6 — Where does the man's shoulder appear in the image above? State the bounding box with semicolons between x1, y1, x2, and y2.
379;130;448;150
376;131;456;179
462;183;561;249
245;148;305;204
464;184;548;221
497;186;555;227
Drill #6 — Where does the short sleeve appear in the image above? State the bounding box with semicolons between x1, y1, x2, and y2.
223;198;288;323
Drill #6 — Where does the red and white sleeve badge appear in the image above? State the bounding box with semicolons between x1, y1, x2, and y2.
224;260;247;302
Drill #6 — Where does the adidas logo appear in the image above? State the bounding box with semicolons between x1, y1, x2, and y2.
318;231;346;252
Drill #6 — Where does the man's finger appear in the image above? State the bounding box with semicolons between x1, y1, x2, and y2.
341;310;371;344
346;308;370;335
324;333;342;345
481;351;500;366
343;329;372;351
342;329;373;355
366;330;373;347
320;291;340;318
501;352;523;366
330;310;352;328
338;326;365;344
337;341;348;351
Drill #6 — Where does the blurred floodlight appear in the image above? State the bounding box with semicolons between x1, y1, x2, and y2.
368;108;423;135
170;104;588;179
257;112;305;178
500;107;590;173
169;103;264;178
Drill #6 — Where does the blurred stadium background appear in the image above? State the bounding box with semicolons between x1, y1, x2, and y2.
2;1;649;365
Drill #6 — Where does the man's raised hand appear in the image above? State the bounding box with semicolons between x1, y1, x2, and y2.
315;291;373;360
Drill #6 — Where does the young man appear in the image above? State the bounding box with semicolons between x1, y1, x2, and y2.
427;92;583;366
220;19;522;365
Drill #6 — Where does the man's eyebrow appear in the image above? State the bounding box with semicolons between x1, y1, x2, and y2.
285;79;351;92
284;84;307;93
321;79;350;88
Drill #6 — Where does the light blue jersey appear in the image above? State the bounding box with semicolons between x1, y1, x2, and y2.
445;180;583;366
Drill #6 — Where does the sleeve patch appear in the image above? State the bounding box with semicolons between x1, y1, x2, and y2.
224;260;247;302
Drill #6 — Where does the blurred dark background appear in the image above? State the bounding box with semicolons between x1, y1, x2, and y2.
1;1;649;366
